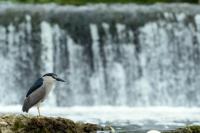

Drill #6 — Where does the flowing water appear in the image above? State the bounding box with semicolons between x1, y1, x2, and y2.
0;3;200;132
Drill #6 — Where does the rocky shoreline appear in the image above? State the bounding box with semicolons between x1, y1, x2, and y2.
0;115;111;133
0;114;199;133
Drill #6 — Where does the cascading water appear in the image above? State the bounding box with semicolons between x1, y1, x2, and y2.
0;3;200;107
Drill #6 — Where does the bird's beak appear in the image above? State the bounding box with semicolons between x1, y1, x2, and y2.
56;77;65;82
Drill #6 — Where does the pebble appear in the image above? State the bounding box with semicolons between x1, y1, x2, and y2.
147;130;161;133
0;121;8;126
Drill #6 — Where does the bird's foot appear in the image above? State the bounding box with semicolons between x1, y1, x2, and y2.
21;114;28;118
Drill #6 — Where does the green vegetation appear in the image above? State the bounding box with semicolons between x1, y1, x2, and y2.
0;115;110;133
162;125;200;133
1;0;199;5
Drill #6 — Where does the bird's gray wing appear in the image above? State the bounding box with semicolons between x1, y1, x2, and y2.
26;78;43;97
22;86;46;112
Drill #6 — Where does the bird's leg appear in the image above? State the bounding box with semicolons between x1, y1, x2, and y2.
37;105;41;116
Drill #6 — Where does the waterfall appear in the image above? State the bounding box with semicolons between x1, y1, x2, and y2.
0;3;200;106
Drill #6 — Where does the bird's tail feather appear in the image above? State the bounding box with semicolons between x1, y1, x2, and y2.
22;98;30;113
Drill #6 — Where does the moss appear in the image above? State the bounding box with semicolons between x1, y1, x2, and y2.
12;117;25;132
162;125;200;133
25;117;77;133
0;115;111;133
189;125;200;133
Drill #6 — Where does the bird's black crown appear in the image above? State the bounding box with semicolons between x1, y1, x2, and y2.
43;73;57;77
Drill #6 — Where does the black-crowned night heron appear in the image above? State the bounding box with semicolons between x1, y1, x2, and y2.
22;73;65;116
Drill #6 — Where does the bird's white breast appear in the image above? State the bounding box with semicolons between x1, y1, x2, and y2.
42;76;56;98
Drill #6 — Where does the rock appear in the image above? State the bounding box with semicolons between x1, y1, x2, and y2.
0;115;111;133
162;125;200;133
